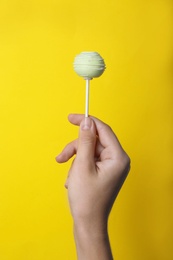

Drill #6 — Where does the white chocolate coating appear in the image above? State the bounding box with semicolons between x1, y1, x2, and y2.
73;51;106;79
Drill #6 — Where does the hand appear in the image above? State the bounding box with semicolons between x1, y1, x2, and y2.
56;114;130;260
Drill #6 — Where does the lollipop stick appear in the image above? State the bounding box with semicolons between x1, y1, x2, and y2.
85;78;90;117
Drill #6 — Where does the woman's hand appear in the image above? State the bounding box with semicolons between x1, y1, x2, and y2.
56;114;130;260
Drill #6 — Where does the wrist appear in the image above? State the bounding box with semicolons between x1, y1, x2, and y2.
73;219;113;260
74;217;108;238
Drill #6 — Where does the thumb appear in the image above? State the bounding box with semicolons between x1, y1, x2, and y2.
76;117;96;164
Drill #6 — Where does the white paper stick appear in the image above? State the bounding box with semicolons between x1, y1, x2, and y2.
85;78;90;117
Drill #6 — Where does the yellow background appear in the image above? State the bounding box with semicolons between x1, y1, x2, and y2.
0;0;172;259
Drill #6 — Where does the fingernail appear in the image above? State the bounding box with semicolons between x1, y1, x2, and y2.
81;117;92;130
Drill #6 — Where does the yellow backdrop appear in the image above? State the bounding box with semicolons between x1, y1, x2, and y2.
0;0;172;259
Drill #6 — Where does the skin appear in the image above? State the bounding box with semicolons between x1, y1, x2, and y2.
56;114;130;260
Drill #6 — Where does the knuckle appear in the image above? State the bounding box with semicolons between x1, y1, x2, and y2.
80;133;95;145
122;153;131;173
115;152;131;174
102;123;113;133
